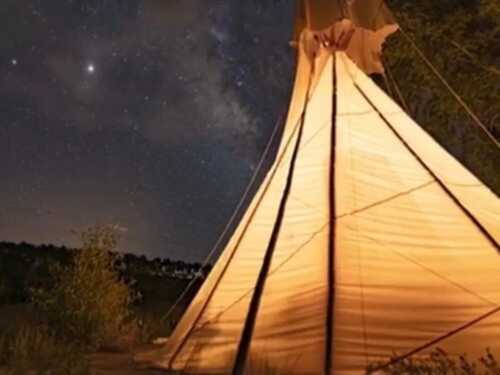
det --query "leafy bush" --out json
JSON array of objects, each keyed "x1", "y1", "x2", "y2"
[
  {"x1": 0, "y1": 324, "x2": 90, "y2": 375},
  {"x1": 31, "y1": 225, "x2": 133, "y2": 351},
  {"x1": 367, "y1": 348, "x2": 499, "y2": 375}
]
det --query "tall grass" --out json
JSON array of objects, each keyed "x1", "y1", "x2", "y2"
[{"x1": 0, "y1": 324, "x2": 90, "y2": 375}]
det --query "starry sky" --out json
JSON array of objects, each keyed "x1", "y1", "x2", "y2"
[{"x1": 0, "y1": 0, "x2": 294, "y2": 261}]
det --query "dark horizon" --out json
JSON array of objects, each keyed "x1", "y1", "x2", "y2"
[{"x1": 0, "y1": 240, "x2": 207, "y2": 266}]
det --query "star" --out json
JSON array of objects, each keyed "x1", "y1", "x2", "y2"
[
  {"x1": 86, "y1": 64, "x2": 95, "y2": 74},
  {"x1": 11, "y1": 59, "x2": 17, "y2": 66}
]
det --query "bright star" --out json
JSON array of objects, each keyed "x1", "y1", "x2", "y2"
[{"x1": 87, "y1": 64, "x2": 95, "y2": 74}]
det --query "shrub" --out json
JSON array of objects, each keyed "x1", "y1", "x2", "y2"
[
  {"x1": 367, "y1": 347, "x2": 499, "y2": 375},
  {"x1": 32, "y1": 225, "x2": 133, "y2": 351},
  {"x1": 0, "y1": 324, "x2": 90, "y2": 375},
  {"x1": 134, "y1": 314, "x2": 170, "y2": 344}
]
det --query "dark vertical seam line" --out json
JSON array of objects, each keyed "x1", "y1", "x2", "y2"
[
  {"x1": 232, "y1": 62, "x2": 315, "y2": 375},
  {"x1": 352, "y1": 82, "x2": 499, "y2": 251},
  {"x1": 325, "y1": 53, "x2": 337, "y2": 375}
]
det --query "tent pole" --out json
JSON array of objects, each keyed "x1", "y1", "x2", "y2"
[{"x1": 304, "y1": 0, "x2": 311, "y2": 28}]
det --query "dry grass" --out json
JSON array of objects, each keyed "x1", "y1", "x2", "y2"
[
  {"x1": 0, "y1": 323, "x2": 90, "y2": 375},
  {"x1": 367, "y1": 348, "x2": 500, "y2": 375}
]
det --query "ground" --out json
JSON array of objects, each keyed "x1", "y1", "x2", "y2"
[
  {"x1": 0, "y1": 304, "x2": 171, "y2": 375},
  {"x1": 89, "y1": 345, "x2": 167, "y2": 375},
  {"x1": 0, "y1": 352, "x2": 165, "y2": 375}
]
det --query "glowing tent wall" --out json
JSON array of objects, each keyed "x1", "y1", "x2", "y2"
[
  {"x1": 145, "y1": 39, "x2": 500, "y2": 373},
  {"x1": 333, "y1": 53, "x2": 500, "y2": 373}
]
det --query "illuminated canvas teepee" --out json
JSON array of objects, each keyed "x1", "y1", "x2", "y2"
[{"x1": 149, "y1": 1, "x2": 500, "y2": 373}]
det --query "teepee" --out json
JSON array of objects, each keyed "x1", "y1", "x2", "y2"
[{"x1": 149, "y1": 1, "x2": 500, "y2": 373}]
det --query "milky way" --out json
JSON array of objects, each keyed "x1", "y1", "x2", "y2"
[{"x1": 0, "y1": 0, "x2": 294, "y2": 260}]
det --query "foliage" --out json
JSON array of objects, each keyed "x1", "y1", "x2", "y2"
[
  {"x1": 0, "y1": 324, "x2": 90, "y2": 375},
  {"x1": 0, "y1": 242, "x2": 73, "y2": 306},
  {"x1": 0, "y1": 236, "x2": 207, "y2": 353},
  {"x1": 31, "y1": 226, "x2": 133, "y2": 351},
  {"x1": 0, "y1": 227, "x2": 205, "y2": 373},
  {"x1": 0, "y1": 240, "x2": 206, "y2": 306},
  {"x1": 384, "y1": 0, "x2": 500, "y2": 192},
  {"x1": 367, "y1": 348, "x2": 500, "y2": 375}
]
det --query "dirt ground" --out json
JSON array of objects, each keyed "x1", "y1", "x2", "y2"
[
  {"x1": 0, "y1": 353, "x2": 167, "y2": 375},
  {"x1": 89, "y1": 344, "x2": 169, "y2": 375},
  {"x1": 0, "y1": 350, "x2": 168, "y2": 375}
]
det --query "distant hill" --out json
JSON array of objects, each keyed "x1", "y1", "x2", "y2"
[{"x1": 0, "y1": 241, "x2": 210, "y2": 310}]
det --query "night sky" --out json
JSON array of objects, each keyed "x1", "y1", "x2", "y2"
[{"x1": 1, "y1": 0, "x2": 294, "y2": 261}]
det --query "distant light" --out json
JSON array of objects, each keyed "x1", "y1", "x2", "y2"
[
  {"x1": 87, "y1": 64, "x2": 95, "y2": 74},
  {"x1": 11, "y1": 59, "x2": 17, "y2": 66}
]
